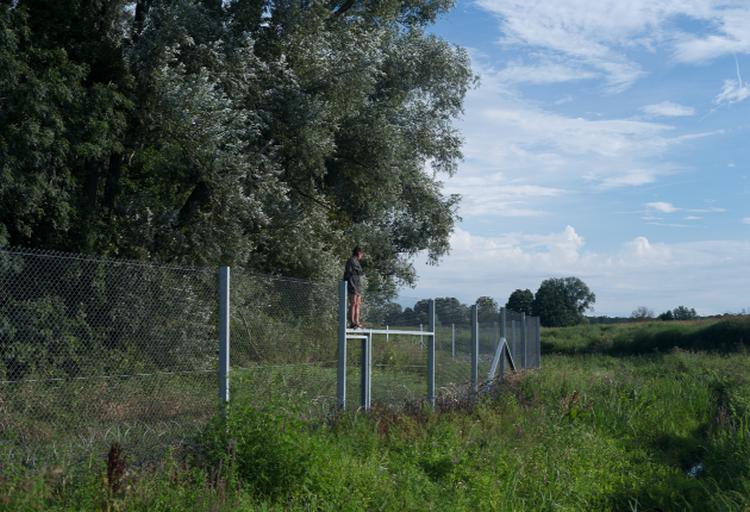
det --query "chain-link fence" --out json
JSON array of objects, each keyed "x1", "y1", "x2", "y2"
[
  {"x1": 361, "y1": 296, "x2": 428, "y2": 404},
  {"x1": 356, "y1": 296, "x2": 542, "y2": 406},
  {"x1": 500, "y1": 309, "x2": 542, "y2": 370},
  {"x1": 228, "y1": 270, "x2": 340, "y2": 418},
  {"x1": 1, "y1": 246, "x2": 541, "y2": 466},
  {"x1": 0, "y1": 247, "x2": 217, "y2": 467}
]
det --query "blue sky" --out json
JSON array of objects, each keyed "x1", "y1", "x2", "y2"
[{"x1": 406, "y1": 0, "x2": 750, "y2": 316}]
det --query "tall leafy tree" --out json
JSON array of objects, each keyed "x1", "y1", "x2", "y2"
[
  {"x1": 476, "y1": 296, "x2": 499, "y2": 323},
  {"x1": 0, "y1": 0, "x2": 474, "y2": 296},
  {"x1": 434, "y1": 297, "x2": 469, "y2": 324},
  {"x1": 506, "y1": 289, "x2": 533, "y2": 315},
  {"x1": 631, "y1": 306, "x2": 654, "y2": 321},
  {"x1": 658, "y1": 310, "x2": 674, "y2": 321},
  {"x1": 672, "y1": 306, "x2": 697, "y2": 321},
  {"x1": 532, "y1": 277, "x2": 595, "y2": 327}
]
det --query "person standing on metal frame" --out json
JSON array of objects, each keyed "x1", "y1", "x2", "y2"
[{"x1": 344, "y1": 246, "x2": 365, "y2": 328}]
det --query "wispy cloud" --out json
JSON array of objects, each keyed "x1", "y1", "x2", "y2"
[
  {"x1": 646, "y1": 222, "x2": 691, "y2": 228},
  {"x1": 644, "y1": 202, "x2": 726, "y2": 214},
  {"x1": 445, "y1": 172, "x2": 566, "y2": 217},
  {"x1": 449, "y1": 57, "x2": 722, "y2": 218},
  {"x1": 646, "y1": 201, "x2": 678, "y2": 213},
  {"x1": 412, "y1": 226, "x2": 750, "y2": 315},
  {"x1": 641, "y1": 101, "x2": 696, "y2": 117},
  {"x1": 476, "y1": 1, "x2": 750, "y2": 91},
  {"x1": 495, "y1": 60, "x2": 597, "y2": 85},
  {"x1": 674, "y1": 7, "x2": 750, "y2": 63},
  {"x1": 743, "y1": 217, "x2": 750, "y2": 225},
  {"x1": 714, "y1": 58, "x2": 750, "y2": 105}
]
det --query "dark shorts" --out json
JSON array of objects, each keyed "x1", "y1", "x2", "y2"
[{"x1": 347, "y1": 285, "x2": 361, "y2": 297}]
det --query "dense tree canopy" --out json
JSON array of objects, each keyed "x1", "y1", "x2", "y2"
[
  {"x1": 658, "y1": 306, "x2": 698, "y2": 321},
  {"x1": 476, "y1": 296, "x2": 499, "y2": 323},
  {"x1": 0, "y1": 0, "x2": 474, "y2": 295},
  {"x1": 658, "y1": 310, "x2": 675, "y2": 321},
  {"x1": 631, "y1": 306, "x2": 654, "y2": 321},
  {"x1": 672, "y1": 306, "x2": 698, "y2": 321},
  {"x1": 532, "y1": 277, "x2": 595, "y2": 327},
  {"x1": 506, "y1": 289, "x2": 533, "y2": 315}
]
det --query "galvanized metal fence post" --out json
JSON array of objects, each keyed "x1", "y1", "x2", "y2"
[
  {"x1": 471, "y1": 304, "x2": 478, "y2": 397},
  {"x1": 361, "y1": 333, "x2": 372, "y2": 410},
  {"x1": 419, "y1": 323, "x2": 424, "y2": 349},
  {"x1": 499, "y1": 307, "x2": 507, "y2": 376},
  {"x1": 427, "y1": 299, "x2": 436, "y2": 407},
  {"x1": 521, "y1": 312, "x2": 527, "y2": 369},
  {"x1": 337, "y1": 281, "x2": 347, "y2": 410},
  {"x1": 451, "y1": 323, "x2": 455, "y2": 359},
  {"x1": 500, "y1": 307, "x2": 507, "y2": 341},
  {"x1": 536, "y1": 316, "x2": 542, "y2": 368},
  {"x1": 510, "y1": 319, "x2": 517, "y2": 365},
  {"x1": 218, "y1": 266, "x2": 230, "y2": 405}
]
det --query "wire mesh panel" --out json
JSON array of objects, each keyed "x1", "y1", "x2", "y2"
[
  {"x1": 435, "y1": 321, "x2": 472, "y2": 395},
  {"x1": 229, "y1": 271, "x2": 339, "y2": 417},
  {"x1": 500, "y1": 309, "x2": 542, "y2": 370},
  {"x1": 0, "y1": 247, "x2": 217, "y2": 467},
  {"x1": 508, "y1": 311, "x2": 520, "y2": 368},
  {"x1": 364, "y1": 296, "x2": 428, "y2": 405},
  {"x1": 526, "y1": 316, "x2": 541, "y2": 368},
  {"x1": 477, "y1": 318, "x2": 500, "y2": 381}
]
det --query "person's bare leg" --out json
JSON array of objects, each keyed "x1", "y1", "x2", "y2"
[
  {"x1": 348, "y1": 296, "x2": 355, "y2": 327},
  {"x1": 353, "y1": 295, "x2": 362, "y2": 327}
]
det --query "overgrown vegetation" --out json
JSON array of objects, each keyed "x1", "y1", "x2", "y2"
[{"x1": 4, "y1": 318, "x2": 750, "y2": 510}]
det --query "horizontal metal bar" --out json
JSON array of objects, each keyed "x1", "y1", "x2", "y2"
[
  {"x1": 347, "y1": 329, "x2": 434, "y2": 336},
  {"x1": 345, "y1": 334, "x2": 369, "y2": 340}
]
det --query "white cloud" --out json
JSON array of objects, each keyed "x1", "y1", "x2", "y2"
[
  {"x1": 445, "y1": 172, "x2": 565, "y2": 217},
  {"x1": 674, "y1": 7, "x2": 750, "y2": 63},
  {"x1": 597, "y1": 170, "x2": 660, "y2": 189},
  {"x1": 626, "y1": 236, "x2": 671, "y2": 260},
  {"x1": 645, "y1": 201, "x2": 678, "y2": 213},
  {"x1": 641, "y1": 101, "x2": 696, "y2": 117},
  {"x1": 743, "y1": 217, "x2": 750, "y2": 225},
  {"x1": 685, "y1": 215, "x2": 703, "y2": 220},
  {"x1": 646, "y1": 222, "x2": 691, "y2": 228},
  {"x1": 475, "y1": 0, "x2": 750, "y2": 90},
  {"x1": 448, "y1": 57, "x2": 720, "y2": 218},
  {"x1": 643, "y1": 202, "x2": 726, "y2": 215},
  {"x1": 495, "y1": 61, "x2": 597, "y2": 84},
  {"x1": 714, "y1": 78, "x2": 750, "y2": 105},
  {"x1": 410, "y1": 225, "x2": 750, "y2": 315},
  {"x1": 688, "y1": 207, "x2": 727, "y2": 213}
]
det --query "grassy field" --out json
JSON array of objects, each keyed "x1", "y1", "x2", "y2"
[{"x1": 3, "y1": 317, "x2": 750, "y2": 511}]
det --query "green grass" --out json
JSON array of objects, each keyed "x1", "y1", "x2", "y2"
[{"x1": 4, "y1": 319, "x2": 750, "y2": 510}]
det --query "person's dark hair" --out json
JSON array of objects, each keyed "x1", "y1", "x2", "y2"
[{"x1": 352, "y1": 246, "x2": 363, "y2": 256}]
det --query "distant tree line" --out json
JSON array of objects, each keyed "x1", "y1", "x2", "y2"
[
  {"x1": 591, "y1": 305, "x2": 703, "y2": 324},
  {"x1": 367, "y1": 276, "x2": 597, "y2": 328},
  {"x1": 366, "y1": 296, "x2": 501, "y2": 326}
]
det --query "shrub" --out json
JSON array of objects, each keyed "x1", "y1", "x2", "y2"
[{"x1": 200, "y1": 405, "x2": 318, "y2": 498}]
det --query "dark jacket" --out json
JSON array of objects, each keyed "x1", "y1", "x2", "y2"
[{"x1": 344, "y1": 256, "x2": 363, "y2": 295}]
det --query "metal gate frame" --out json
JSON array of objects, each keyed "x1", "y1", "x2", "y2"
[{"x1": 336, "y1": 281, "x2": 436, "y2": 410}]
